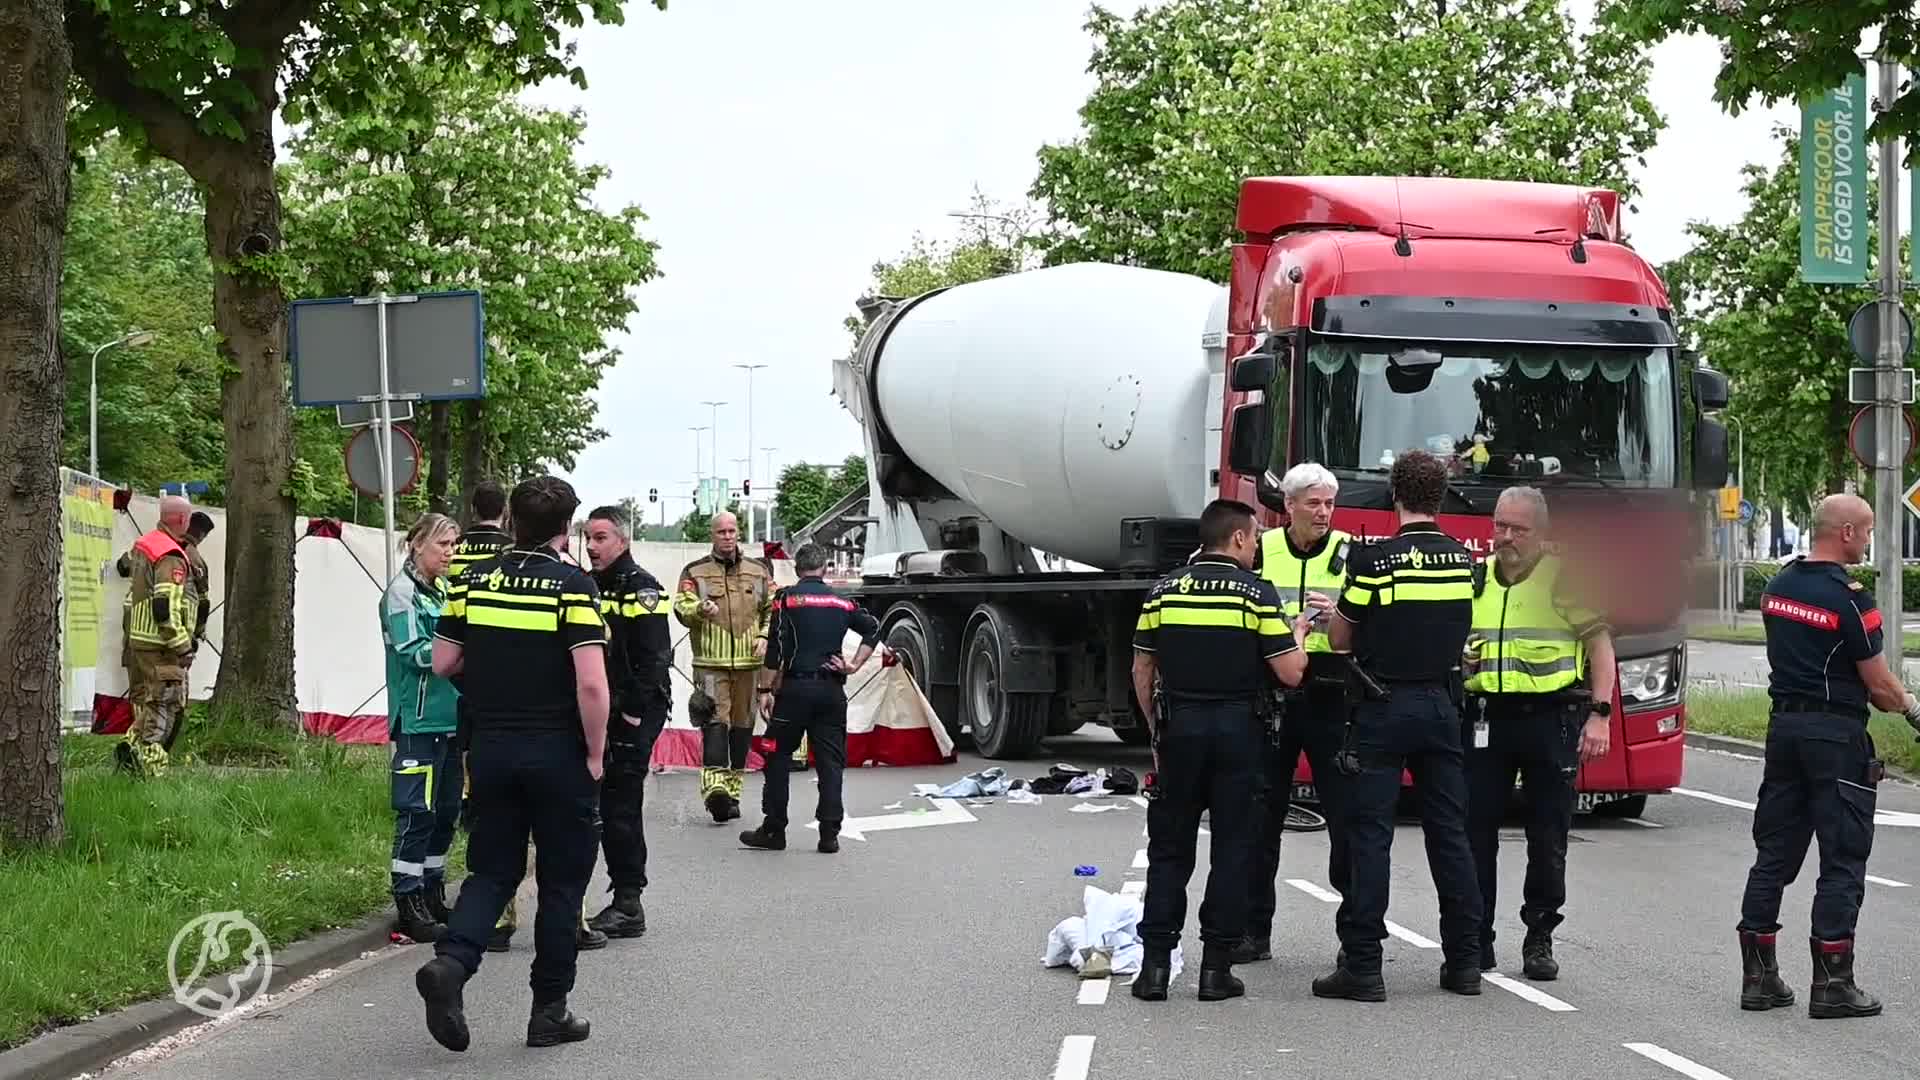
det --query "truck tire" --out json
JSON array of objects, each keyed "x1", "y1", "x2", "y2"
[
  {"x1": 1046, "y1": 697, "x2": 1084, "y2": 738},
  {"x1": 960, "y1": 614, "x2": 1046, "y2": 759},
  {"x1": 882, "y1": 612, "x2": 963, "y2": 745}
]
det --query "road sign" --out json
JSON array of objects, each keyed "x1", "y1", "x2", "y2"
[
  {"x1": 1848, "y1": 302, "x2": 1914, "y2": 365},
  {"x1": 1738, "y1": 499, "x2": 1754, "y2": 523},
  {"x1": 289, "y1": 290, "x2": 486, "y2": 407},
  {"x1": 1717, "y1": 487, "x2": 1741, "y2": 521},
  {"x1": 1903, "y1": 475, "x2": 1920, "y2": 523},
  {"x1": 1847, "y1": 405, "x2": 1917, "y2": 469},
  {"x1": 1848, "y1": 366, "x2": 1917, "y2": 405},
  {"x1": 343, "y1": 424, "x2": 420, "y2": 500},
  {"x1": 335, "y1": 400, "x2": 416, "y2": 428}
]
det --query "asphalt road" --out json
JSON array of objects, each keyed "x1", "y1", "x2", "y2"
[
  {"x1": 92, "y1": 732, "x2": 1920, "y2": 1080},
  {"x1": 1686, "y1": 638, "x2": 1920, "y2": 692}
]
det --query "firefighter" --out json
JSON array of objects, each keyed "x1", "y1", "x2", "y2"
[
  {"x1": 1462, "y1": 486, "x2": 1615, "y2": 980},
  {"x1": 414, "y1": 475, "x2": 609, "y2": 1052},
  {"x1": 583, "y1": 505, "x2": 673, "y2": 937},
  {"x1": 119, "y1": 511, "x2": 215, "y2": 753},
  {"x1": 673, "y1": 510, "x2": 774, "y2": 823},
  {"x1": 115, "y1": 495, "x2": 201, "y2": 778},
  {"x1": 1130, "y1": 499, "x2": 1311, "y2": 1002},
  {"x1": 1241, "y1": 462, "x2": 1355, "y2": 964},
  {"x1": 1318, "y1": 450, "x2": 1482, "y2": 1001},
  {"x1": 1737, "y1": 493, "x2": 1920, "y2": 1019}
]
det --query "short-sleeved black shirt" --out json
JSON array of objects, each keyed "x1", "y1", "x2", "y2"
[
  {"x1": 764, "y1": 577, "x2": 882, "y2": 676},
  {"x1": 1335, "y1": 521, "x2": 1474, "y2": 681},
  {"x1": 1762, "y1": 558, "x2": 1882, "y2": 719},
  {"x1": 436, "y1": 547, "x2": 607, "y2": 732},
  {"x1": 1132, "y1": 553, "x2": 1298, "y2": 704}
]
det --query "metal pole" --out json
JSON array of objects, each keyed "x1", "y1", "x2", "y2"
[
  {"x1": 734, "y1": 364, "x2": 766, "y2": 541},
  {"x1": 375, "y1": 291, "x2": 397, "y2": 587},
  {"x1": 89, "y1": 340, "x2": 109, "y2": 479},
  {"x1": 1875, "y1": 56, "x2": 1904, "y2": 645}
]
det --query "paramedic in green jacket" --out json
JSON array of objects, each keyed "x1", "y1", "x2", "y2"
[{"x1": 383, "y1": 513, "x2": 465, "y2": 945}]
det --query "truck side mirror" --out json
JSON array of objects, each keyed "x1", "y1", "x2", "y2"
[
  {"x1": 1692, "y1": 418, "x2": 1729, "y2": 489},
  {"x1": 1691, "y1": 367, "x2": 1729, "y2": 412},
  {"x1": 1230, "y1": 349, "x2": 1275, "y2": 393},
  {"x1": 1228, "y1": 402, "x2": 1272, "y2": 477}
]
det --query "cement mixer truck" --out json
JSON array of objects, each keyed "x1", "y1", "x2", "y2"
[{"x1": 831, "y1": 175, "x2": 1729, "y2": 817}]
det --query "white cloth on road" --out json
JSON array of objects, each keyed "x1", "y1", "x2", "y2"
[{"x1": 1042, "y1": 885, "x2": 1181, "y2": 980}]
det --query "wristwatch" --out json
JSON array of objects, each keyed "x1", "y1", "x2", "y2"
[{"x1": 1587, "y1": 701, "x2": 1612, "y2": 717}]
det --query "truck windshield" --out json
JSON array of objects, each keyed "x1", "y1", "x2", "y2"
[{"x1": 1302, "y1": 338, "x2": 1677, "y2": 487}]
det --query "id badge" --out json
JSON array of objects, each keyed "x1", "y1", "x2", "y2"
[{"x1": 1472, "y1": 719, "x2": 1490, "y2": 749}]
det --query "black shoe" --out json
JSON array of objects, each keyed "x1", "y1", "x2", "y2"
[
  {"x1": 705, "y1": 791, "x2": 732, "y2": 823},
  {"x1": 1440, "y1": 963, "x2": 1483, "y2": 996},
  {"x1": 1808, "y1": 938, "x2": 1882, "y2": 1019},
  {"x1": 587, "y1": 888, "x2": 646, "y2": 938},
  {"x1": 1132, "y1": 947, "x2": 1172, "y2": 1001},
  {"x1": 424, "y1": 880, "x2": 452, "y2": 925},
  {"x1": 394, "y1": 893, "x2": 446, "y2": 944},
  {"x1": 1521, "y1": 927, "x2": 1558, "y2": 981},
  {"x1": 1311, "y1": 965, "x2": 1387, "y2": 1002},
  {"x1": 818, "y1": 829, "x2": 840, "y2": 854},
  {"x1": 576, "y1": 925, "x2": 609, "y2": 951},
  {"x1": 527, "y1": 997, "x2": 591, "y2": 1047},
  {"x1": 740, "y1": 823, "x2": 786, "y2": 850},
  {"x1": 726, "y1": 798, "x2": 742, "y2": 821},
  {"x1": 1197, "y1": 944, "x2": 1245, "y2": 1001},
  {"x1": 415, "y1": 956, "x2": 470, "y2": 1052},
  {"x1": 1738, "y1": 929, "x2": 1794, "y2": 1011},
  {"x1": 487, "y1": 925, "x2": 513, "y2": 952},
  {"x1": 1230, "y1": 935, "x2": 1272, "y2": 964}
]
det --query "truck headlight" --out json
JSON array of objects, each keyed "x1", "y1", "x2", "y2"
[{"x1": 1619, "y1": 648, "x2": 1681, "y2": 710}]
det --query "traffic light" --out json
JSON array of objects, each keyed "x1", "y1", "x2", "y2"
[
  {"x1": 742, "y1": 479, "x2": 752, "y2": 496},
  {"x1": 648, "y1": 487, "x2": 658, "y2": 503}
]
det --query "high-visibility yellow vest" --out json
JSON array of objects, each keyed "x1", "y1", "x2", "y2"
[
  {"x1": 1464, "y1": 554, "x2": 1588, "y2": 695},
  {"x1": 124, "y1": 529, "x2": 197, "y2": 653},
  {"x1": 1257, "y1": 528, "x2": 1352, "y2": 654}
]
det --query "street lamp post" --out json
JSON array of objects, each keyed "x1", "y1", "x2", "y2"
[
  {"x1": 700, "y1": 400, "x2": 726, "y2": 491},
  {"x1": 89, "y1": 329, "x2": 156, "y2": 478},
  {"x1": 734, "y1": 364, "x2": 766, "y2": 541}
]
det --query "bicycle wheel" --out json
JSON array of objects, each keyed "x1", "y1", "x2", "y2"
[{"x1": 1284, "y1": 804, "x2": 1327, "y2": 832}]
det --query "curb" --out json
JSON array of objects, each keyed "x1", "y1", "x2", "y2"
[
  {"x1": 0, "y1": 911, "x2": 400, "y2": 1080},
  {"x1": 1684, "y1": 730, "x2": 1763, "y2": 757}
]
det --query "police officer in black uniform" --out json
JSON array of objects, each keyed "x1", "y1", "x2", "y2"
[
  {"x1": 1318, "y1": 449, "x2": 1483, "y2": 1001},
  {"x1": 740, "y1": 542, "x2": 881, "y2": 854},
  {"x1": 1131, "y1": 499, "x2": 1311, "y2": 1003},
  {"x1": 415, "y1": 475, "x2": 610, "y2": 1052},
  {"x1": 1737, "y1": 493, "x2": 1920, "y2": 1019},
  {"x1": 583, "y1": 505, "x2": 673, "y2": 938}
]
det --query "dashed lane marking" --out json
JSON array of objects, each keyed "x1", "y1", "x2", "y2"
[
  {"x1": 1622, "y1": 817, "x2": 1665, "y2": 828},
  {"x1": 1484, "y1": 972, "x2": 1578, "y2": 1012},
  {"x1": 1671, "y1": 787, "x2": 1754, "y2": 811},
  {"x1": 1128, "y1": 796, "x2": 1149, "y2": 809},
  {"x1": 1076, "y1": 978, "x2": 1111, "y2": 1005},
  {"x1": 1622, "y1": 1042, "x2": 1736, "y2": 1080},
  {"x1": 1675, "y1": 786, "x2": 1920, "y2": 832},
  {"x1": 1866, "y1": 874, "x2": 1911, "y2": 888},
  {"x1": 1053, "y1": 1035, "x2": 1096, "y2": 1080},
  {"x1": 1286, "y1": 878, "x2": 1342, "y2": 903},
  {"x1": 1132, "y1": 848, "x2": 1148, "y2": 870},
  {"x1": 1384, "y1": 920, "x2": 1438, "y2": 949},
  {"x1": 1121, "y1": 880, "x2": 1144, "y2": 899}
]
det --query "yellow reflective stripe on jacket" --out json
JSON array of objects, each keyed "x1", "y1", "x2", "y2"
[
  {"x1": 1258, "y1": 528, "x2": 1350, "y2": 652},
  {"x1": 129, "y1": 580, "x2": 194, "y2": 650},
  {"x1": 469, "y1": 606, "x2": 558, "y2": 632},
  {"x1": 1136, "y1": 595, "x2": 1277, "y2": 633},
  {"x1": 1465, "y1": 555, "x2": 1585, "y2": 694}
]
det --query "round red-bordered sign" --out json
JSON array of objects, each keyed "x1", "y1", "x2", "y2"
[
  {"x1": 343, "y1": 423, "x2": 422, "y2": 499},
  {"x1": 1846, "y1": 405, "x2": 1916, "y2": 471}
]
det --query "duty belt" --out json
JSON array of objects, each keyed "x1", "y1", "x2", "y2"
[{"x1": 1770, "y1": 694, "x2": 1867, "y2": 722}]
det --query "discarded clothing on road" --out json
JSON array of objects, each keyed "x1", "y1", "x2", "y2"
[
  {"x1": 1042, "y1": 885, "x2": 1182, "y2": 981},
  {"x1": 917, "y1": 766, "x2": 1010, "y2": 799}
]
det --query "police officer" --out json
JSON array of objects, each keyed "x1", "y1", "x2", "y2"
[
  {"x1": 1240, "y1": 463, "x2": 1356, "y2": 965},
  {"x1": 1463, "y1": 486, "x2": 1615, "y2": 980},
  {"x1": 1737, "y1": 493, "x2": 1920, "y2": 1019},
  {"x1": 1318, "y1": 449, "x2": 1482, "y2": 1001},
  {"x1": 1131, "y1": 499, "x2": 1311, "y2": 1002},
  {"x1": 415, "y1": 475, "x2": 609, "y2": 1052},
  {"x1": 583, "y1": 505, "x2": 673, "y2": 937},
  {"x1": 740, "y1": 542, "x2": 881, "y2": 854}
]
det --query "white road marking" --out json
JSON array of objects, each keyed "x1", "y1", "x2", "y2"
[
  {"x1": 1673, "y1": 786, "x2": 1920, "y2": 829},
  {"x1": 1623, "y1": 1042, "x2": 1736, "y2": 1080},
  {"x1": 1053, "y1": 1035, "x2": 1096, "y2": 1080},
  {"x1": 1671, "y1": 787, "x2": 1755, "y2": 811},
  {"x1": 1484, "y1": 972, "x2": 1578, "y2": 1012},
  {"x1": 1622, "y1": 817, "x2": 1665, "y2": 829},
  {"x1": 804, "y1": 797, "x2": 976, "y2": 841},
  {"x1": 1286, "y1": 878, "x2": 1342, "y2": 903},
  {"x1": 1121, "y1": 880, "x2": 1144, "y2": 898},
  {"x1": 1132, "y1": 848, "x2": 1148, "y2": 870},
  {"x1": 1076, "y1": 978, "x2": 1111, "y2": 1005},
  {"x1": 1867, "y1": 874, "x2": 1912, "y2": 888},
  {"x1": 1384, "y1": 921, "x2": 1439, "y2": 949},
  {"x1": 1128, "y1": 796, "x2": 1150, "y2": 809}
]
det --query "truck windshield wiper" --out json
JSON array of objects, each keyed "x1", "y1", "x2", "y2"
[{"x1": 1338, "y1": 464, "x2": 1480, "y2": 513}]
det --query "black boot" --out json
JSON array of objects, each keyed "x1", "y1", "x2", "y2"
[
  {"x1": 740, "y1": 821, "x2": 786, "y2": 850},
  {"x1": 424, "y1": 879, "x2": 451, "y2": 925},
  {"x1": 1197, "y1": 943, "x2": 1245, "y2": 1001},
  {"x1": 1312, "y1": 963, "x2": 1387, "y2": 1002},
  {"x1": 1808, "y1": 938, "x2": 1882, "y2": 1019},
  {"x1": 487, "y1": 925, "x2": 513, "y2": 952},
  {"x1": 588, "y1": 887, "x2": 646, "y2": 938},
  {"x1": 1440, "y1": 961, "x2": 1483, "y2": 996},
  {"x1": 1131, "y1": 945, "x2": 1172, "y2": 1001},
  {"x1": 527, "y1": 997, "x2": 591, "y2": 1047},
  {"x1": 1521, "y1": 926, "x2": 1558, "y2": 981},
  {"x1": 415, "y1": 955, "x2": 470, "y2": 1052},
  {"x1": 394, "y1": 893, "x2": 445, "y2": 944},
  {"x1": 576, "y1": 923, "x2": 609, "y2": 951},
  {"x1": 705, "y1": 791, "x2": 732, "y2": 824},
  {"x1": 818, "y1": 824, "x2": 840, "y2": 854},
  {"x1": 1230, "y1": 935, "x2": 1272, "y2": 964},
  {"x1": 1738, "y1": 930, "x2": 1794, "y2": 1011}
]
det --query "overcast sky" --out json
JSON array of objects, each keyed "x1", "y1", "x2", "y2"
[{"x1": 520, "y1": 0, "x2": 1799, "y2": 517}]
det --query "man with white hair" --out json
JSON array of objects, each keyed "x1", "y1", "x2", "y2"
[
  {"x1": 116, "y1": 494, "x2": 201, "y2": 777},
  {"x1": 1462, "y1": 485, "x2": 1615, "y2": 981},
  {"x1": 1238, "y1": 462, "x2": 1356, "y2": 965},
  {"x1": 674, "y1": 510, "x2": 775, "y2": 822}
]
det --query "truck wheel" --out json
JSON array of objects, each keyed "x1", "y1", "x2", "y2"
[
  {"x1": 1588, "y1": 793, "x2": 1649, "y2": 819},
  {"x1": 960, "y1": 615, "x2": 1045, "y2": 759},
  {"x1": 883, "y1": 614, "x2": 963, "y2": 745},
  {"x1": 1046, "y1": 697, "x2": 1084, "y2": 738}
]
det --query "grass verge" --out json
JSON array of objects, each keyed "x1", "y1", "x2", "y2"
[
  {"x1": 1687, "y1": 689, "x2": 1920, "y2": 775},
  {"x1": 0, "y1": 720, "x2": 453, "y2": 1050},
  {"x1": 1688, "y1": 623, "x2": 1920, "y2": 657}
]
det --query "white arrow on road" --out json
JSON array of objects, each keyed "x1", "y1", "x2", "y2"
[
  {"x1": 1672, "y1": 787, "x2": 1920, "y2": 828},
  {"x1": 804, "y1": 797, "x2": 977, "y2": 842}
]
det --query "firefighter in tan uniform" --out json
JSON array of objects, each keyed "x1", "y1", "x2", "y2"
[
  {"x1": 674, "y1": 511, "x2": 774, "y2": 822},
  {"x1": 117, "y1": 496, "x2": 201, "y2": 777}
]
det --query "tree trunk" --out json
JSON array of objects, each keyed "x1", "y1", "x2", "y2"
[
  {"x1": 205, "y1": 108, "x2": 298, "y2": 729},
  {"x1": 427, "y1": 401, "x2": 451, "y2": 514},
  {"x1": 458, "y1": 398, "x2": 489, "y2": 527},
  {"x1": 0, "y1": 0, "x2": 70, "y2": 847}
]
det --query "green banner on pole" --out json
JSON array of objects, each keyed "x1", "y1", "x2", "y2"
[{"x1": 1801, "y1": 71, "x2": 1869, "y2": 284}]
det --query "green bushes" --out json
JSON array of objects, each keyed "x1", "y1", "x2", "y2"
[{"x1": 1690, "y1": 560, "x2": 1920, "y2": 610}]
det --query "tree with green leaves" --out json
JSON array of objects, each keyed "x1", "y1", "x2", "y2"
[
  {"x1": 1030, "y1": 0, "x2": 1664, "y2": 279},
  {"x1": 65, "y1": 0, "x2": 663, "y2": 727},
  {"x1": 284, "y1": 71, "x2": 661, "y2": 517},
  {"x1": 0, "y1": 0, "x2": 71, "y2": 846},
  {"x1": 1661, "y1": 125, "x2": 1882, "y2": 513},
  {"x1": 845, "y1": 192, "x2": 1037, "y2": 341},
  {"x1": 773, "y1": 456, "x2": 870, "y2": 535},
  {"x1": 1606, "y1": 2, "x2": 1920, "y2": 146}
]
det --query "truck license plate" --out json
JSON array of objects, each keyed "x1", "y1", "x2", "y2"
[{"x1": 1574, "y1": 792, "x2": 1618, "y2": 813}]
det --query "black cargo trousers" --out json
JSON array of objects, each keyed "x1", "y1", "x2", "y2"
[
  {"x1": 1465, "y1": 694, "x2": 1583, "y2": 954},
  {"x1": 599, "y1": 697, "x2": 665, "y2": 894},
  {"x1": 1739, "y1": 709, "x2": 1879, "y2": 943},
  {"x1": 762, "y1": 675, "x2": 850, "y2": 834},
  {"x1": 1247, "y1": 681, "x2": 1351, "y2": 944},
  {"x1": 1140, "y1": 698, "x2": 1261, "y2": 950}
]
